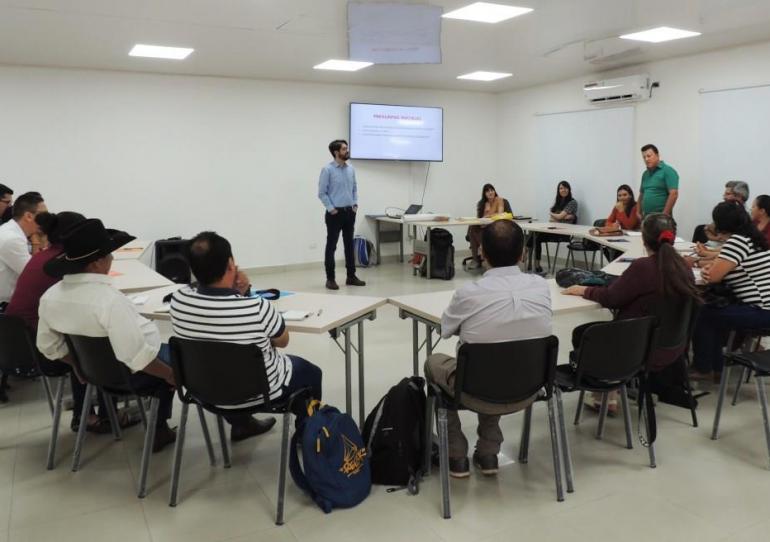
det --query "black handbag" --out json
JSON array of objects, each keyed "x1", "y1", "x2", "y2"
[{"x1": 701, "y1": 283, "x2": 739, "y2": 308}]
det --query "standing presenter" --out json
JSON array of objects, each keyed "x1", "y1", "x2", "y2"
[{"x1": 318, "y1": 139, "x2": 366, "y2": 290}]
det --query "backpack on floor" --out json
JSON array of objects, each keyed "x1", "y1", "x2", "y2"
[
  {"x1": 362, "y1": 376, "x2": 427, "y2": 492},
  {"x1": 420, "y1": 228, "x2": 455, "y2": 280},
  {"x1": 289, "y1": 401, "x2": 371, "y2": 513},
  {"x1": 354, "y1": 235, "x2": 376, "y2": 267}
]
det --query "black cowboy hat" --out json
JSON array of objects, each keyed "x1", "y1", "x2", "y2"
[{"x1": 44, "y1": 218, "x2": 135, "y2": 278}]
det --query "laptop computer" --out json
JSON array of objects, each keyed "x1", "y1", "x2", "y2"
[{"x1": 386, "y1": 204, "x2": 423, "y2": 219}]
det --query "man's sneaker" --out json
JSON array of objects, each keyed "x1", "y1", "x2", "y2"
[
  {"x1": 449, "y1": 456, "x2": 470, "y2": 478},
  {"x1": 346, "y1": 276, "x2": 366, "y2": 286},
  {"x1": 325, "y1": 279, "x2": 339, "y2": 290},
  {"x1": 472, "y1": 451, "x2": 498, "y2": 476}
]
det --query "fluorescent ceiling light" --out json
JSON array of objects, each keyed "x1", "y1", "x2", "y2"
[
  {"x1": 457, "y1": 71, "x2": 513, "y2": 81},
  {"x1": 619, "y1": 26, "x2": 701, "y2": 43},
  {"x1": 129, "y1": 44, "x2": 194, "y2": 60},
  {"x1": 443, "y1": 2, "x2": 533, "y2": 23},
  {"x1": 313, "y1": 59, "x2": 373, "y2": 72}
]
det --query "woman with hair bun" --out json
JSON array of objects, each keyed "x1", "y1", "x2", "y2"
[{"x1": 563, "y1": 213, "x2": 700, "y2": 413}]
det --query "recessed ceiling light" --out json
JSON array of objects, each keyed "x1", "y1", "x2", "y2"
[
  {"x1": 129, "y1": 44, "x2": 194, "y2": 60},
  {"x1": 313, "y1": 59, "x2": 373, "y2": 72},
  {"x1": 457, "y1": 71, "x2": 513, "y2": 81},
  {"x1": 619, "y1": 26, "x2": 701, "y2": 43},
  {"x1": 443, "y1": 2, "x2": 533, "y2": 24}
]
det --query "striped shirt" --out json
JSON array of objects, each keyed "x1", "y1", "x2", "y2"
[
  {"x1": 719, "y1": 234, "x2": 770, "y2": 310},
  {"x1": 169, "y1": 286, "x2": 293, "y2": 403}
]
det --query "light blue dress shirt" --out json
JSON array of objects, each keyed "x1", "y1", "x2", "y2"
[{"x1": 318, "y1": 160, "x2": 358, "y2": 212}]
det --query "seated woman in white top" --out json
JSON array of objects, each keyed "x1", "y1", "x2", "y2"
[{"x1": 691, "y1": 201, "x2": 770, "y2": 380}]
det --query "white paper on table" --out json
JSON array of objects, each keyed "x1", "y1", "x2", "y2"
[
  {"x1": 625, "y1": 231, "x2": 642, "y2": 237},
  {"x1": 154, "y1": 304, "x2": 171, "y2": 313},
  {"x1": 130, "y1": 295, "x2": 148, "y2": 305},
  {"x1": 281, "y1": 310, "x2": 312, "y2": 321}
]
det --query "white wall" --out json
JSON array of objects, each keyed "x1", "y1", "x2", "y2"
[
  {"x1": 497, "y1": 40, "x2": 770, "y2": 240},
  {"x1": 0, "y1": 66, "x2": 498, "y2": 268}
]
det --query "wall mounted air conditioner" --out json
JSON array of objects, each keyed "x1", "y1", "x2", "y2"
[{"x1": 583, "y1": 74, "x2": 651, "y2": 105}]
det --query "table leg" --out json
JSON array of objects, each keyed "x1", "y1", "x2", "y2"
[
  {"x1": 358, "y1": 322, "x2": 365, "y2": 429},
  {"x1": 399, "y1": 223, "x2": 404, "y2": 263},
  {"x1": 426, "y1": 226, "x2": 432, "y2": 279},
  {"x1": 344, "y1": 328, "x2": 352, "y2": 416},
  {"x1": 426, "y1": 323, "x2": 434, "y2": 358},
  {"x1": 412, "y1": 319, "x2": 419, "y2": 376},
  {"x1": 375, "y1": 219, "x2": 381, "y2": 266}
]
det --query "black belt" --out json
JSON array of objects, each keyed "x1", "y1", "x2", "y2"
[{"x1": 334, "y1": 206, "x2": 355, "y2": 212}]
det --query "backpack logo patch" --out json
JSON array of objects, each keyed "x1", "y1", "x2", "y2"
[{"x1": 339, "y1": 434, "x2": 367, "y2": 477}]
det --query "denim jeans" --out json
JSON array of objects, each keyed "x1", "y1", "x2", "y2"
[
  {"x1": 282, "y1": 355, "x2": 323, "y2": 418},
  {"x1": 692, "y1": 304, "x2": 770, "y2": 373}
]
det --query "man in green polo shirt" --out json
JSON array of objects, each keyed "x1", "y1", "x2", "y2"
[{"x1": 637, "y1": 144, "x2": 679, "y2": 217}]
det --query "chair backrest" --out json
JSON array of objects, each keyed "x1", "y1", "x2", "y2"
[
  {"x1": 503, "y1": 198, "x2": 513, "y2": 214},
  {"x1": 169, "y1": 337, "x2": 271, "y2": 408},
  {"x1": 65, "y1": 335, "x2": 133, "y2": 391},
  {"x1": 651, "y1": 295, "x2": 699, "y2": 351},
  {"x1": 0, "y1": 315, "x2": 39, "y2": 372},
  {"x1": 573, "y1": 316, "x2": 657, "y2": 384},
  {"x1": 454, "y1": 336, "x2": 559, "y2": 407}
]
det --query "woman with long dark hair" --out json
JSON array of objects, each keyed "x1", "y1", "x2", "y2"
[
  {"x1": 691, "y1": 201, "x2": 770, "y2": 380},
  {"x1": 563, "y1": 213, "x2": 699, "y2": 412},
  {"x1": 528, "y1": 181, "x2": 578, "y2": 273},
  {"x1": 594, "y1": 184, "x2": 640, "y2": 233},
  {"x1": 468, "y1": 183, "x2": 505, "y2": 267}
]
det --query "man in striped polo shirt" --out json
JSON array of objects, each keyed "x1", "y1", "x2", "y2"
[{"x1": 169, "y1": 232, "x2": 322, "y2": 440}]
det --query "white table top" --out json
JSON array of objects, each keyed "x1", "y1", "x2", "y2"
[
  {"x1": 136, "y1": 286, "x2": 387, "y2": 334},
  {"x1": 110, "y1": 260, "x2": 174, "y2": 293},
  {"x1": 113, "y1": 239, "x2": 151, "y2": 260},
  {"x1": 388, "y1": 278, "x2": 601, "y2": 326}
]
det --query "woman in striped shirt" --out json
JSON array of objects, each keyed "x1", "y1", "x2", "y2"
[{"x1": 691, "y1": 201, "x2": 770, "y2": 380}]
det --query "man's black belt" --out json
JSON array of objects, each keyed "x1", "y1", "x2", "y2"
[{"x1": 335, "y1": 206, "x2": 355, "y2": 211}]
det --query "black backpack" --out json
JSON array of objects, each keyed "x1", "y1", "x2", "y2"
[
  {"x1": 420, "y1": 228, "x2": 455, "y2": 280},
  {"x1": 362, "y1": 377, "x2": 427, "y2": 491}
]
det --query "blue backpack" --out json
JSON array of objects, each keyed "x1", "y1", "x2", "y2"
[
  {"x1": 354, "y1": 236, "x2": 375, "y2": 267},
  {"x1": 289, "y1": 401, "x2": 371, "y2": 513}
]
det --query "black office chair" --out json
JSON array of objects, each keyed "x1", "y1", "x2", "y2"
[
  {"x1": 566, "y1": 219, "x2": 605, "y2": 270},
  {"x1": 0, "y1": 315, "x2": 70, "y2": 468},
  {"x1": 711, "y1": 349, "x2": 770, "y2": 469},
  {"x1": 424, "y1": 336, "x2": 563, "y2": 519},
  {"x1": 462, "y1": 199, "x2": 513, "y2": 272},
  {"x1": 556, "y1": 316, "x2": 658, "y2": 469},
  {"x1": 648, "y1": 297, "x2": 700, "y2": 427},
  {"x1": 167, "y1": 337, "x2": 312, "y2": 526},
  {"x1": 65, "y1": 335, "x2": 179, "y2": 498}
]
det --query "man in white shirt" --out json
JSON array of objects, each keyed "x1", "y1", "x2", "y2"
[
  {"x1": 425, "y1": 220, "x2": 552, "y2": 478},
  {"x1": 37, "y1": 218, "x2": 177, "y2": 452},
  {"x1": 0, "y1": 191, "x2": 46, "y2": 307}
]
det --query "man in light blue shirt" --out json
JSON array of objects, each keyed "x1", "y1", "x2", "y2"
[{"x1": 318, "y1": 139, "x2": 366, "y2": 290}]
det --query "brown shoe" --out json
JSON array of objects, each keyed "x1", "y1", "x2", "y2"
[
  {"x1": 346, "y1": 276, "x2": 366, "y2": 286},
  {"x1": 325, "y1": 279, "x2": 339, "y2": 290},
  {"x1": 152, "y1": 423, "x2": 177, "y2": 453}
]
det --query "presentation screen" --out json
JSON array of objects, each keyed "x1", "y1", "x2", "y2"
[{"x1": 349, "y1": 103, "x2": 443, "y2": 162}]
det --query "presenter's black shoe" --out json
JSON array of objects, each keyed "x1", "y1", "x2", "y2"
[
  {"x1": 231, "y1": 416, "x2": 277, "y2": 442},
  {"x1": 325, "y1": 279, "x2": 339, "y2": 290},
  {"x1": 346, "y1": 276, "x2": 366, "y2": 286}
]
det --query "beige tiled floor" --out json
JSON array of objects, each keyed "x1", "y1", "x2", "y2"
[{"x1": 2, "y1": 262, "x2": 769, "y2": 541}]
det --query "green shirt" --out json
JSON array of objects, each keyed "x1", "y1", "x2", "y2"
[{"x1": 640, "y1": 161, "x2": 679, "y2": 215}]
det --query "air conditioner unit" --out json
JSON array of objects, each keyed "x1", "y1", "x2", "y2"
[{"x1": 583, "y1": 74, "x2": 651, "y2": 105}]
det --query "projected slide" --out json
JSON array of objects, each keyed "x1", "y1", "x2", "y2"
[{"x1": 349, "y1": 103, "x2": 443, "y2": 162}]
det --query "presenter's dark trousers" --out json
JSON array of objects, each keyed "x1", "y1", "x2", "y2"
[{"x1": 324, "y1": 207, "x2": 356, "y2": 280}]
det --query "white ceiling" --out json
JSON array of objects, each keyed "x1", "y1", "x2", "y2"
[{"x1": 1, "y1": 0, "x2": 770, "y2": 92}]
